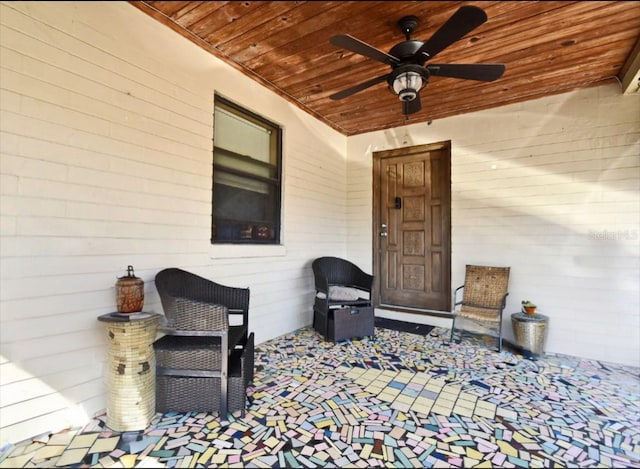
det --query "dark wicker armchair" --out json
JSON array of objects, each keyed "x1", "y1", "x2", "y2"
[
  {"x1": 312, "y1": 257, "x2": 374, "y2": 341},
  {"x1": 155, "y1": 267, "x2": 249, "y2": 347},
  {"x1": 449, "y1": 264, "x2": 510, "y2": 352},
  {"x1": 153, "y1": 268, "x2": 252, "y2": 418}
]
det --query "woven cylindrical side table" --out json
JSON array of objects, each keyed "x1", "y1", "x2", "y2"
[
  {"x1": 98, "y1": 312, "x2": 161, "y2": 431},
  {"x1": 511, "y1": 312, "x2": 549, "y2": 359}
]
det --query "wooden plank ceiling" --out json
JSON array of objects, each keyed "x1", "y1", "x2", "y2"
[{"x1": 130, "y1": 1, "x2": 640, "y2": 136}]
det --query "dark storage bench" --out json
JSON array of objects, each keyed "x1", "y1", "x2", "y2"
[
  {"x1": 327, "y1": 305, "x2": 374, "y2": 342},
  {"x1": 155, "y1": 333, "x2": 254, "y2": 414}
]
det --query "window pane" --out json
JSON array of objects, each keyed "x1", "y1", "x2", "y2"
[
  {"x1": 212, "y1": 96, "x2": 282, "y2": 245},
  {"x1": 213, "y1": 173, "x2": 278, "y2": 243},
  {"x1": 214, "y1": 106, "x2": 275, "y2": 165}
]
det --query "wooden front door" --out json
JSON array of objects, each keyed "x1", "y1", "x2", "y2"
[{"x1": 373, "y1": 142, "x2": 451, "y2": 312}]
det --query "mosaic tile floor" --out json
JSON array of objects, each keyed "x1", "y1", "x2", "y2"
[{"x1": 1, "y1": 326, "x2": 639, "y2": 468}]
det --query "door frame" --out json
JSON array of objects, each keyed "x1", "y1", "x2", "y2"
[{"x1": 372, "y1": 140, "x2": 452, "y2": 315}]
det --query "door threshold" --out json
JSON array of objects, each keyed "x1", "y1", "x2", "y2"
[{"x1": 377, "y1": 305, "x2": 454, "y2": 318}]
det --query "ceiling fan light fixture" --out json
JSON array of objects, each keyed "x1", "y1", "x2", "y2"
[
  {"x1": 393, "y1": 71, "x2": 423, "y2": 101},
  {"x1": 389, "y1": 64, "x2": 428, "y2": 102}
]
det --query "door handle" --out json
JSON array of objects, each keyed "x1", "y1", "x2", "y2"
[{"x1": 380, "y1": 232, "x2": 388, "y2": 237}]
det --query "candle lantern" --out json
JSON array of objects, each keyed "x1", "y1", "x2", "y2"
[{"x1": 116, "y1": 265, "x2": 144, "y2": 313}]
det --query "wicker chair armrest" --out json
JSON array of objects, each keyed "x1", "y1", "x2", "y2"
[
  {"x1": 341, "y1": 274, "x2": 374, "y2": 292},
  {"x1": 500, "y1": 292, "x2": 509, "y2": 309},
  {"x1": 314, "y1": 273, "x2": 330, "y2": 294},
  {"x1": 194, "y1": 284, "x2": 250, "y2": 314},
  {"x1": 355, "y1": 269, "x2": 374, "y2": 291},
  {"x1": 453, "y1": 285, "x2": 464, "y2": 309}
]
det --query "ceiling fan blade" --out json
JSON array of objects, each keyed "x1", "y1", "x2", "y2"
[
  {"x1": 414, "y1": 5, "x2": 488, "y2": 62},
  {"x1": 427, "y1": 63, "x2": 505, "y2": 81},
  {"x1": 403, "y1": 95, "x2": 422, "y2": 115},
  {"x1": 329, "y1": 73, "x2": 391, "y2": 100},
  {"x1": 330, "y1": 34, "x2": 400, "y2": 65}
]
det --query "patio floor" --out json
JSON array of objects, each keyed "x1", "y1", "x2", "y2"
[{"x1": 1, "y1": 325, "x2": 639, "y2": 468}]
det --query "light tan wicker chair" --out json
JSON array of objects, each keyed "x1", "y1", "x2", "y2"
[{"x1": 450, "y1": 264, "x2": 510, "y2": 351}]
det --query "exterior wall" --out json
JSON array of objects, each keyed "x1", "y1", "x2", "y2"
[
  {"x1": 0, "y1": 2, "x2": 347, "y2": 445},
  {"x1": 347, "y1": 84, "x2": 640, "y2": 368}
]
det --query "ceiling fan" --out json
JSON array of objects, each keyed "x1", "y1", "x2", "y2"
[{"x1": 329, "y1": 5, "x2": 506, "y2": 116}]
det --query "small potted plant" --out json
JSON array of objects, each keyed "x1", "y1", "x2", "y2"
[{"x1": 521, "y1": 300, "x2": 537, "y2": 315}]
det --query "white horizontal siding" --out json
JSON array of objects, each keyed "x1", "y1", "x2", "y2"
[
  {"x1": 348, "y1": 84, "x2": 640, "y2": 368},
  {"x1": 0, "y1": 1, "x2": 346, "y2": 445}
]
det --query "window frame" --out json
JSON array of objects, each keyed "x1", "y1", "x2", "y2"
[{"x1": 211, "y1": 95, "x2": 283, "y2": 245}]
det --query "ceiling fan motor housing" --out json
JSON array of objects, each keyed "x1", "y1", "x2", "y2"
[{"x1": 389, "y1": 40, "x2": 424, "y2": 62}]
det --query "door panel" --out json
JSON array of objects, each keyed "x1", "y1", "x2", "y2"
[{"x1": 373, "y1": 142, "x2": 451, "y2": 313}]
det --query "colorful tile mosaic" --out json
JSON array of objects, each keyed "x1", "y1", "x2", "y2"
[{"x1": 1, "y1": 326, "x2": 639, "y2": 467}]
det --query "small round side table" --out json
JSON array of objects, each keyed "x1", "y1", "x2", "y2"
[
  {"x1": 98, "y1": 312, "x2": 161, "y2": 431},
  {"x1": 511, "y1": 312, "x2": 549, "y2": 359}
]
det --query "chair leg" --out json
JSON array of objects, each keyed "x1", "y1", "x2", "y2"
[{"x1": 449, "y1": 317, "x2": 456, "y2": 345}]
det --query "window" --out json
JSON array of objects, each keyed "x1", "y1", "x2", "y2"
[{"x1": 212, "y1": 96, "x2": 282, "y2": 244}]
